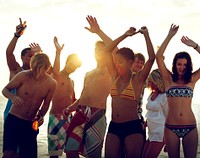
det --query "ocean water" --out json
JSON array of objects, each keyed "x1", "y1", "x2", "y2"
[{"x1": 0, "y1": 95, "x2": 200, "y2": 158}]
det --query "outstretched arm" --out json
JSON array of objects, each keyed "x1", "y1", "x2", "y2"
[
  {"x1": 156, "y1": 24, "x2": 179, "y2": 81},
  {"x1": 52, "y1": 36, "x2": 64, "y2": 77},
  {"x1": 6, "y1": 18, "x2": 27, "y2": 79},
  {"x1": 181, "y1": 36, "x2": 200, "y2": 81},
  {"x1": 137, "y1": 26, "x2": 155, "y2": 82}
]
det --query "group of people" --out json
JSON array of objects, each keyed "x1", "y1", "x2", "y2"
[{"x1": 1, "y1": 16, "x2": 200, "y2": 158}]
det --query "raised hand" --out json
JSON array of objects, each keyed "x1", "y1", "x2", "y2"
[
  {"x1": 181, "y1": 36, "x2": 197, "y2": 48},
  {"x1": 84, "y1": 15, "x2": 100, "y2": 33},
  {"x1": 15, "y1": 18, "x2": 27, "y2": 36},
  {"x1": 168, "y1": 24, "x2": 179, "y2": 37},
  {"x1": 139, "y1": 26, "x2": 149, "y2": 35},
  {"x1": 54, "y1": 36, "x2": 64, "y2": 54},
  {"x1": 124, "y1": 27, "x2": 138, "y2": 36},
  {"x1": 29, "y1": 43, "x2": 42, "y2": 53}
]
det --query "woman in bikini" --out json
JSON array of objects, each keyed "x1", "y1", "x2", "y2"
[
  {"x1": 156, "y1": 24, "x2": 200, "y2": 158},
  {"x1": 104, "y1": 26, "x2": 155, "y2": 158}
]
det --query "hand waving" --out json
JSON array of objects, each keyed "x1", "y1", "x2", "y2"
[
  {"x1": 181, "y1": 36, "x2": 197, "y2": 48},
  {"x1": 54, "y1": 36, "x2": 64, "y2": 54},
  {"x1": 84, "y1": 15, "x2": 100, "y2": 33},
  {"x1": 168, "y1": 24, "x2": 179, "y2": 37},
  {"x1": 29, "y1": 43, "x2": 42, "y2": 53}
]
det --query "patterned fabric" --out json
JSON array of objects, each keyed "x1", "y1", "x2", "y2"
[
  {"x1": 110, "y1": 72, "x2": 136, "y2": 100},
  {"x1": 166, "y1": 86, "x2": 193, "y2": 97},
  {"x1": 165, "y1": 124, "x2": 196, "y2": 138},
  {"x1": 65, "y1": 107, "x2": 106, "y2": 157},
  {"x1": 48, "y1": 114, "x2": 72, "y2": 156}
]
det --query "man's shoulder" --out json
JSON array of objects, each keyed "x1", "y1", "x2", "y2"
[
  {"x1": 46, "y1": 74, "x2": 57, "y2": 85},
  {"x1": 9, "y1": 67, "x2": 23, "y2": 79},
  {"x1": 85, "y1": 68, "x2": 98, "y2": 76}
]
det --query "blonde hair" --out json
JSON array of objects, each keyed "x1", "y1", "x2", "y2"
[
  {"x1": 147, "y1": 69, "x2": 165, "y2": 93},
  {"x1": 30, "y1": 53, "x2": 51, "y2": 79}
]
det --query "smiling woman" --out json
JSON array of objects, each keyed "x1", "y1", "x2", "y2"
[{"x1": 1, "y1": 1, "x2": 200, "y2": 157}]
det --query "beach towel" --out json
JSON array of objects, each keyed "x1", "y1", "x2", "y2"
[{"x1": 65, "y1": 106, "x2": 106, "y2": 157}]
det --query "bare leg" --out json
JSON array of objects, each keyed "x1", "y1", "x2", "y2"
[
  {"x1": 182, "y1": 128, "x2": 198, "y2": 158},
  {"x1": 124, "y1": 134, "x2": 144, "y2": 158},
  {"x1": 142, "y1": 140, "x2": 164, "y2": 158},
  {"x1": 164, "y1": 128, "x2": 180, "y2": 158},
  {"x1": 105, "y1": 133, "x2": 122, "y2": 158},
  {"x1": 142, "y1": 139, "x2": 150, "y2": 158}
]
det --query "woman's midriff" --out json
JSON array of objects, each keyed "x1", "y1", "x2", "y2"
[{"x1": 111, "y1": 97, "x2": 139, "y2": 122}]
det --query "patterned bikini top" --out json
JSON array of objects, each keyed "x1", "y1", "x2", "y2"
[
  {"x1": 110, "y1": 73, "x2": 136, "y2": 100},
  {"x1": 166, "y1": 86, "x2": 193, "y2": 97}
]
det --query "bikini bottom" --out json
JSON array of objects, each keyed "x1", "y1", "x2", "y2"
[{"x1": 165, "y1": 123, "x2": 196, "y2": 138}]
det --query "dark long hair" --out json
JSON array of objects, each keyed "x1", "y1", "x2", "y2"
[{"x1": 172, "y1": 51, "x2": 192, "y2": 83}]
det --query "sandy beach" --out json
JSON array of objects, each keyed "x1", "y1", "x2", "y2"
[{"x1": 0, "y1": 95, "x2": 200, "y2": 158}]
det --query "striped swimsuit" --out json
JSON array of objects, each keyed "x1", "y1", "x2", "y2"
[{"x1": 110, "y1": 73, "x2": 136, "y2": 100}]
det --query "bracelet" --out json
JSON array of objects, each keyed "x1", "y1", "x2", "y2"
[
  {"x1": 14, "y1": 33, "x2": 21, "y2": 38},
  {"x1": 194, "y1": 44, "x2": 198, "y2": 49}
]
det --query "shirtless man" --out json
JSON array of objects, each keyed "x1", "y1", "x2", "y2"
[
  {"x1": 47, "y1": 37, "x2": 81, "y2": 158},
  {"x1": 63, "y1": 15, "x2": 115, "y2": 158},
  {"x1": 2, "y1": 53, "x2": 56, "y2": 158},
  {"x1": 4, "y1": 18, "x2": 42, "y2": 120},
  {"x1": 132, "y1": 53, "x2": 146, "y2": 125}
]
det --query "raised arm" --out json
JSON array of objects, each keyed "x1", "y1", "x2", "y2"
[
  {"x1": 106, "y1": 27, "x2": 138, "y2": 53},
  {"x1": 181, "y1": 36, "x2": 200, "y2": 81},
  {"x1": 6, "y1": 18, "x2": 27, "y2": 79},
  {"x1": 52, "y1": 36, "x2": 64, "y2": 77},
  {"x1": 85, "y1": 15, "x2": 113, "y2": 45},
  {"x1": 156, "y1": 24, "x2": 179, "y2": 81},
  {"x1": 29, "y1": 42, "x2": 42, "y2": 53},
  {"x1": 137, "y1": 26, "x2": 155, "y2": 82},
  {"x1": 105, "y1": 27, "x2": 139, "y2": 77}
]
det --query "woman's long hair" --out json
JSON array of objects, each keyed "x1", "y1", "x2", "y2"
[
  {"x1": 172, "y1": 51, "x2": 192, "y2": 83},
  {"x1": 30, "y1": 53, "x2": 51, "y2": 79}
]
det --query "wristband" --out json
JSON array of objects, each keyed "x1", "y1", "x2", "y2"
[
  {"x1": 194, "y1": 44, "x2": 198, "y2": 49},
  {"x1": 14, "y1": 33, "x2": 21, "y2": 38}
]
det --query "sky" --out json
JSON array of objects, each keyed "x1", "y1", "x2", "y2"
[{"x1": 1, "y1": 0, "x2": 200, "y2": 102}]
